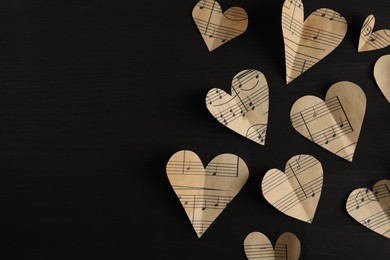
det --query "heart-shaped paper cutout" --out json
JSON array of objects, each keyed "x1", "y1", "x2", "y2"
[
  {"x1": 244, "y1": 232, "x2": 301, "y2": 260},
  {"x1": 192, "y1": 0, "x2": 248, "y2": 51},
  {"x1": 374, "y1": 55, "x2": 390, "y2": 104},
  {"x1": 358, "y1": 15, "x2": 390, "y2": 52},
  {"x1": 166, "y1": 150, "x2": 249, "y2": 237},
  {"x1": 282, "y1": 0, "x2": 348, "y2": 83},
  {"x1": 346, "y1": 180, "x2": 390, "y2": 238},
  {"x1": 206, "y1": 69, "x2": 269, "y2": 145},
  {"x1": 262, "y1": 154, "x2": 323, "y2": 223},
  {"x1": 290, "y1": 81, "x2": 366, "y2": 162}
]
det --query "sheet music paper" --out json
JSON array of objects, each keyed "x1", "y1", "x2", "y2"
[
  {"x1": 192, "y1": 0, "x2": 248, "y2": 51},
  {"x1": 166, "y1": 150, "x2": 249, "y2": 237},
  {"x1": 374, "y1": 55, "x2": 390, "y2": 104},
  {"x1": 244, "y1": 232, "x2": 301, "y2": 260},
  {"x1": 206, "y1": 69, "x2": 269, "y2": 145},
  {"x1": 290, "y1": 81, "x2": 366, "y2": 162},
  {"x1": 358, "y1": 15, "x2": 390, "y2": 52},
  {"x1": 262, "y1": 154, "x2": 323, "y2": 223},
  {"x1": 346, "y1": 180, "x2": 390, "y2": 239},
  {"x1": 282, "y1": 0, "x2": 347, "y2": 83}
]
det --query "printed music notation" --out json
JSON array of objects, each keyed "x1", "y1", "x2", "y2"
[
  {"x1": 346, "y1": 180, "x2": 390, "y2": 239},
  {"x1": 166, "y1": 150, "x2": 249, "y2": 237},
  {"x1": 290, "y1": 82, "x2": 366, "y2": 162},
  {"x1": 206, "y1": 69, "x2": 269, "y2": 145},
  {"x1": 282, "y1": 0, "x2": 347, "y2": 83},
  {"x1": 244, "y1": 232, "x2": 301, "y2": 260},
  {"x1": 262, "y1": 154, "x2": 323, "y2": 223},
  {"x1": 359, "y1": 15, "x2": 390, "y2": 52},
  {"x1": 192, "y1": 0, "x2": 248, "y2": 51}
]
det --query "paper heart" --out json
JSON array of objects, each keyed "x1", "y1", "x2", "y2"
[
  {"x1": 374, "y1": 55, "x2": 390, "y2": 104},
  {"x1": 282, "y1": 0, "x2": 347, "y2": 83},
  {"x1": 358, "y1": 15, "x2": 390, "y2": 52},
  {"x1": 166, "y1": 150, "x2": 249, "y2": 237},
  {"x1": 206, "y1": 69, "x2": 269, "y2": 145},
  {"x1": 290, "y1": 81, "x2": 366, "y2": 162},
  {"x1": 192, "y1": 0, "x2": 248, "y2": 51},
  {"x1": 244, "y1": 232, "x2": 301, "y2": 260},
  {"x1": 262, "y1": 154, "x2": 323, "y2": 223},
  {"x1": 346, "y1": 180, "x2": 390, "y2": 239}
]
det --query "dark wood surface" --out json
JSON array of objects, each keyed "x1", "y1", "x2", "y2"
[{"x1": 0, "y1": 0, "x2": 389, "y2": 259}]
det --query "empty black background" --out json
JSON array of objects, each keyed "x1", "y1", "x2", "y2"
[{"x1": 0, "y1": 0, "x2": 389, "y2": 259}]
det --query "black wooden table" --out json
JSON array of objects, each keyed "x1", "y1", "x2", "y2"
[{"x1": 0, "y1": 0, "x2": 389, "y2": 259}]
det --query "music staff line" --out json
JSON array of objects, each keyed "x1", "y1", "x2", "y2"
[
  {"x1": 208, "y1": 85, "x2": 268, "y2": 126},
  {"x1": 360, "y1": 30, "x2": 390, "y2": 50},
  {"x1": 193, "y1": 18, "x2": 244, "y2": 42},
  {"x1": 178, "y1": 194, "x2": 232, "y2": 211},
  {"x1": 291, "y1": 96, "x2": 344, "y2": 129},
  {"x1": 246, "y1": 124, "x2": 267, "y2": 143},
  {"x1": 208, "y1": 79, "x2": 267, "y2": 107},
  {"x1": 191, "y1": 219, "x2": 213, "y2": 237},
  {"x1": 283, "y1": 0, "x2": 304, "y2": 12},
  {"x1": 232, "y1": 69, "x2": 262, "y2": 90},
  {"x1": 167, "y1": 162, "x2": 240, "y2": 178},
  {"x1": 282, "y1": 11, "x2": 346, "y2": 48},
  {"x1": 307, "y1": 119, "x2": 353, "y2": 146},
  {"x1": 346, "y1": 184, "x2": 390, "y2": 212},
  {"x1": 262, "y1": 156, "x2": 321, "y2": 194},
  {"x1": 284, "y1": 42, "x2": 320, "y2": 75},
  {"x1": 196, "y1": 0, "x2": 247, "y2": 20},
  {"x1": 359, "y1": 209, "x2": 390, "y2": 233},
  {"x1": 245, "y1": 243, "x2": 287, "y2": 259},
  {"x1": 268, "y1": 177, "x2": 322, "y2": 214},
  {"x1": 312, "y1": 9, "x2": 346, "y2": 24}
]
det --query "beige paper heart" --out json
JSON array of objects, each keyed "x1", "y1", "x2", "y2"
[
  {"x1": 358, "y1": 15, "x2": 390, "y2": 52},
  {"x1": 192, "y1": 0, "x2": 248, "y2": 51},
  {"x1": 290, "y1": 81, "x2": 366, "y2": 162},
  {"x1": 282, "y1": 0, "x2": 347, "y2": 83},
  {"x1": 206, "y1": 69, "x2": 269, "y2": 145},
  {"x1": 374, "y1": 55, "x2": 390, "y2": 104},
  {"x1": 166, "y1": 150, "x2": 249, "y2": 237},
  {"x1": 262, "y1": 154, "x2": 323, "y2": 223},
  {"x1": 244, "y1": 232, "x2": 301, "y2": 260},
  {"x1": 346, "y1": 180, "x2": 390, "y2": 239}
]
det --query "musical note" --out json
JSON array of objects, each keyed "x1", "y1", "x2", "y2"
[
  {"x1": 323, "y1": 133, "x2": 329, "y2": 145},
  {"x1": 199, "y1": 0, "x2": 206, "y2": 9},
  {"x1": 313, "y1": 29, "x2": 320, "y2": 40},
  {"x1": 295, "y1": 155, "x2": 301, "y2": 170},
  {"x1": 192, "y1": 0, "x2": 248, "y2": 51},
  {"x1": 166, "y1": 150, "x2": 249, "y2": 237},
  {"x1": 212, "y1": 164, "x2": 218, "y2": 176}
]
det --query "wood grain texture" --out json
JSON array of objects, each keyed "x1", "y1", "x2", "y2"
[{"x1": 0, "y1": 0, "x2": 389, "y2": 259}]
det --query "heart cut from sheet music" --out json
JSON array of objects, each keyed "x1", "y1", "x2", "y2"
[
  {"x1": 166, "y1": 150, "x2": 249, "y2": 238},
  {"x1": 346, "y1": 180, "x2": 390, "y2": 239},
  {"x1": 290, "y1": 81, "x2": 366, "y2": 162},
  {"x1": 359, "y1": 15, "x2": 390, "y2": 52},
  {"x1": 192, "y1": 0, "x2": 248, "y2": 51},
  {"x1": 282, "y1": 0, "x2": 347, "y2": 83},
  {"x1": 206, "y1": 69, "x2": 269, "y2": 145},
  {"x1": 374, "y1": 55, "x2": 390, "y2": 104},
  {"x1": 262, "y1": 154, "x2": 323, "y2": 223},
  {"x1": 244, "y1": 232, "x2": 301, "y2": 260}
]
